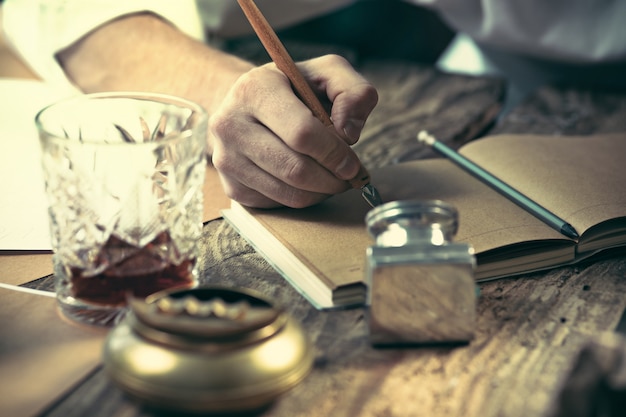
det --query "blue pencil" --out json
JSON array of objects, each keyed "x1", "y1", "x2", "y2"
[{"x1": 417, "y1": 131, "x2": 579, "y2": 240}]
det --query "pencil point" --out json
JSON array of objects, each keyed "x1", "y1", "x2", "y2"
[{"x1": 561, "y1": 223, "x2": 579, "y2": 240}]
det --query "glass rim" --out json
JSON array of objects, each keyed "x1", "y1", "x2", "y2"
[{"x1": 35, "y1": 91, "x2": 208, "y2": 146}]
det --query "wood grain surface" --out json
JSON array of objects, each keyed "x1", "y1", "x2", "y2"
[
  {"x1": 356, "y1": 61, "x2": 504, "y2": 168},
  {"x1": 28, "y1": 59, "x2": 626, "y2": 417}
]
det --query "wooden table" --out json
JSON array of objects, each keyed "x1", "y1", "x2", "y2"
[{"x1": 14, "y1": 56, "x2": 626, "y2": 416}]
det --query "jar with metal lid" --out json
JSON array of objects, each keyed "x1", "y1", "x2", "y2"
[
  {"x1": 365, "y1": 199, "x2": 476, "y2": 346},
  {"x1": 102, "y1": 286, "x2": 314, "y2": 413}
]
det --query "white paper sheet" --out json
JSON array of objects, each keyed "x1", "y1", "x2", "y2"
[{"x1": 0, "y1": 79, "x2": 74, "y2": 250}]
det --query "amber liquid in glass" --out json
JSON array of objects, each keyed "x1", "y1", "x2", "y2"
[{"x1": 69, "y1": 232, "x2": 195, "y2": 306}]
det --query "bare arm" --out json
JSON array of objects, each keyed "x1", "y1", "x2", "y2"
[
  {"x1": 56, "y1": 12, "x2": 378, "y2": 208},
  {"x1": 57, "y1": 12, "x2": 253, "y2": 151}
]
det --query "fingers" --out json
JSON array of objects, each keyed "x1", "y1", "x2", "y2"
[
  {"x1": 208, "y1": 55, "x2": 378, "y2": 208},
  {"x1": 216, "y1": 165, "x2": 332, "y2": 209},
  {"x1": 298, "y1": 55, "x2": 379, "y2": 144},
  {"x1": 248, "y1": 61, "x2": 370, "y2": 181},
  {"x1": 210, "y1": 74, "x2": 349, "y2": 207},
  {"x1": 211, "y1": 127, "x2": 347, "y2": 208}
]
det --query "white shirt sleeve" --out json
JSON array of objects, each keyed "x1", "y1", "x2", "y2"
[
  {"x1": 408, "y1": 0, "x2": 626, "y2": 63},
  {"x1": 2, "y1": 0, "x2": 204, "y2": 88}
]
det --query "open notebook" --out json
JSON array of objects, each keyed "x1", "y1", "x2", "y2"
[{"x1": 222, "y1": 133, "x2": 626, "y2": 309}]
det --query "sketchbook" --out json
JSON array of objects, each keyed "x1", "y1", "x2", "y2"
[{"x1": 222, "y1": 133, "x2": 626, "y2": 309}]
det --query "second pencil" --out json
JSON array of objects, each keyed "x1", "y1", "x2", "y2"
[{"x1": 417, "y1": 131, "x2": 579, "y2": 240}]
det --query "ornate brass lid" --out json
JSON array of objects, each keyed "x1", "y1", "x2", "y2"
[{"x1": 102, "y1": 286, "x2": 314, "y2": 413}]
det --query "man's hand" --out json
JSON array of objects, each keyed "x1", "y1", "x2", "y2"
[
  {"x1": 210, "y1": 55, "x2": 378, "y2": 208},
  {"x1": 57, "y1": 13, "x2": 378, "y2": 208}
]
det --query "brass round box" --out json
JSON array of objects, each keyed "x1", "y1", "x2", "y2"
[{"x1": 102, "y1": 286, "x2": 314, "y2": 413}]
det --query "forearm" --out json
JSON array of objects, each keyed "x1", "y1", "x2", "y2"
[
  {"x1": 57, "y1": 13, "x2": 254, "y2": 117},
  {"x1": 55, "y1": 12, "x2": 379, "y2": 209}
]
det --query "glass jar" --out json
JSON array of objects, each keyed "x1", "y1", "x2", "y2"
[{"x1": 365, "y1": 200, "x2": 476, "y2": 346}]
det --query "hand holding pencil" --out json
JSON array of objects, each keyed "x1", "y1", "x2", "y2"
[{"x1": 212, "y1": 0, "x2": 381, "y2": 208}]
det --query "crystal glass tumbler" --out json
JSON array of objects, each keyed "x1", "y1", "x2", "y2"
[{"x1": 35, "y1": 92, "x2": 208, "y2": 326}]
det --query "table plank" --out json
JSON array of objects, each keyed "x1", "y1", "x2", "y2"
[
  {"x1": 491, "y1": 85, "x2": 626, "y2": 135},
  {"x1": 356, "y1": 61, "x2": 504, "y2": 168}
]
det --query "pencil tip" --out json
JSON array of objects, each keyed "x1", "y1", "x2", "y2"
[{"x1": 561, "y1": 223, "x2": 579, "y2": 240}]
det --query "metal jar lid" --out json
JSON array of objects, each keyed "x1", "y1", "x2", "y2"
[
  {"x1": 366, "y1": 199, "x2": 459, "y2": 247},
  {"x1": 102, "y1": 286, "x2": 314, "y2": 413}
]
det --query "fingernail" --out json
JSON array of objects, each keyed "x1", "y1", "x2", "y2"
[
  {"x1": 335, "y1": 155, "x2": 359, "y2": 179},
  {"x1": 343, "y1": 119, "x2": 365, "y2": 143}
]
